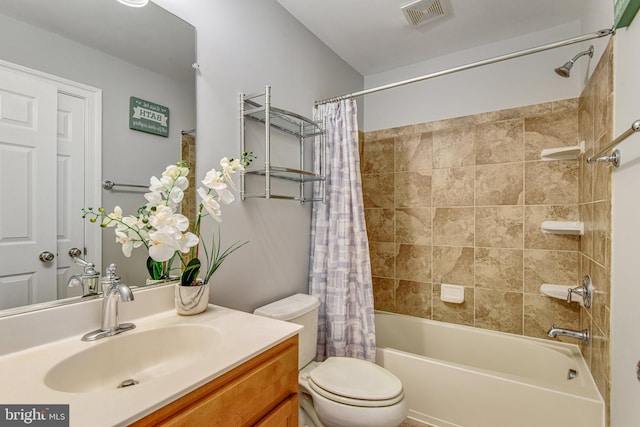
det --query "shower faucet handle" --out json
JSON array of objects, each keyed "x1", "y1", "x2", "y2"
[{"x1": 566, "y1": 275, "x2": 593, "y2": 308}]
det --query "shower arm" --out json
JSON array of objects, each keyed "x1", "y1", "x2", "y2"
[
  {"x1": 568, "y1": 46, "x2": 595, "y2": 65},
  {"x1": 315, "y1": 28, "x2": 614, "y2": 106}
]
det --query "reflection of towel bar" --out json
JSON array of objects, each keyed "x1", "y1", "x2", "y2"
[{"x1": 102, "y1": 180, "x2": 148, "y2": 190}]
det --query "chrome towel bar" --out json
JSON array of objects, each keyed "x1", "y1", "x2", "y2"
[
  {"x1": 587, "y1": 119, "x2": 640, "y2": 167},
  {"x1": 102, "y1": 180, "x2": 148, "y2": 191}
]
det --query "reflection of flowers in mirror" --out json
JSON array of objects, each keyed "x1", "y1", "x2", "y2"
[{"x1": 83, "y1": 152, "x2": 254, "y2": 286}]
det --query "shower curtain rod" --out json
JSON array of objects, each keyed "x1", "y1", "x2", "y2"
[{"x1": 314, "y1": 28, "x2": 614, "y2": 106}]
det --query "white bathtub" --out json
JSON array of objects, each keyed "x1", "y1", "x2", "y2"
[{"x1": 374, "y1": 311, "x2": 604, "y2": 427}]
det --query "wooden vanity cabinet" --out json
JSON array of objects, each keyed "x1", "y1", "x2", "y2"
[{"x1": 131, "y1": 335, "x2": 299, "y2": 427}]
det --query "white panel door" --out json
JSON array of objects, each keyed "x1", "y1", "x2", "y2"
[
  {"x1": 0, "y1": 66, "x2": 58, "y2": 308},
  {"x1": 56, "y1": 92, "x2": 86, "y2": 299}
]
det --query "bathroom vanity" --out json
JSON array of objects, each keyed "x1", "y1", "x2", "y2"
[
  {"x1": 0, "y1": 285, "x2": 301, "y2": 426},
  {"x1": 131, "y1": 335, "x2": 298, "y2": 426}
]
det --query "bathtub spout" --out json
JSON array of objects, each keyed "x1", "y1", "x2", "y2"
[{"x1": 547, "y1": 324, "x2": 589, "y2": 344}]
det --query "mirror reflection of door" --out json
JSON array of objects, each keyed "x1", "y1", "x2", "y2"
[
  {"x1": 0, "y1": 62, "x2": 100, "y2": 310},
  {"x1": 56, "y1": 91, "x2": 87, "y2": 300}
]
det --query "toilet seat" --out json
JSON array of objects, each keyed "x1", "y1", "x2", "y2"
[{"x1": 307, "y1": 357, "x2": 404, "y2": 407}]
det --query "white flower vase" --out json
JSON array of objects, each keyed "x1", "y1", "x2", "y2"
[{"x1": 175, "y1": 283, "x2": 209, "y2": 315}]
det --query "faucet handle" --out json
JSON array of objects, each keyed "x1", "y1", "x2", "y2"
[
  {"x1": 105, "y1": 263, "x2": 117, "y2": 279},
  {"x1": 101, "y1": 264, "x2": 120, "y2": 290},
  {"x1": 567, "y1": 275, "x2": 593, "y2": 307},
  {"x1": 84, "y1": 264, "x2": 98, "y2": 276}
]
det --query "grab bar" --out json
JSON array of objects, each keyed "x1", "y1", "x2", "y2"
[
  {"x1": 102, "y1": 180, "x2": 148, "y2": 191},
  {"x1": 586, "y1": 119, "x2": 640, "y2": 167}
]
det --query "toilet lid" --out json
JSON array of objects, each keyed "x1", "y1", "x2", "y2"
[{"x1": 308, "y1": 357, "x2": 404, "y2": 407}]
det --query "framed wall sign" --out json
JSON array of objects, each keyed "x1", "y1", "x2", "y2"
[{"x1": 129, "y1": 96, "x2": 170, "y2": 137}]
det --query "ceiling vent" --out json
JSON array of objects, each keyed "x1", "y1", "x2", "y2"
[{"x1": 401, "y1": 0, "x2": 449, "y2": 27}]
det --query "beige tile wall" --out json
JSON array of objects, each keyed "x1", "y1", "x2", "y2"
[
  {"x1": 362, "y1": 38, "x2": 613, "y2": 424},
  {"x1": 363, "y1": 100, "x2": 582, "y2": 338},
  {"x1": 578, "y1": 39, "x2": 613, "y2": 424},
  {"x1": 181, "y1": 134, "x2": 197, "y2": 252}
]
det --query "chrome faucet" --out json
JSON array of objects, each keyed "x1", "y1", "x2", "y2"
[
  {"x1": 566, "y1": 275, "x2": 593, "y2": 308},
  {"x1": 547, "y1": 324, "x2": 589, "y2": 344},
  {"x1": 67, "y1": 248, "x2": 100, "y2": 297},
  {"x1": 82, "y1": 264, "x2": 135, "y2": 341}
]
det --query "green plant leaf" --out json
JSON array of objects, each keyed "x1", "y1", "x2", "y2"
[
  {"x1": 146, "y1": 257, "x2": 164, "y2": 280},
  {"x1": 181, "y1": 258, "x2": 201, "y2": 286}
]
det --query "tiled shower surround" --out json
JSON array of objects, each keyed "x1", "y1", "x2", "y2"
[
  {"x1": 362, "y1": 38, "x2": 613, "y2": 423},
  {"x1": 578, "y1": 39, "x2": 613, "y2": 423},
  {"x1": 363, "y1": 100, "x2": 583, "y2": 336}
]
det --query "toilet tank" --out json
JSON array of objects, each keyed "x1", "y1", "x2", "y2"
[{"x1": 253, "y1": 293, "x2": 320, "y2": 369}]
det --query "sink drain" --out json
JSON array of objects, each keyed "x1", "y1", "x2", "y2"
[{"x1": 118, "y1": 379, "x2": 139, "y2": 389}]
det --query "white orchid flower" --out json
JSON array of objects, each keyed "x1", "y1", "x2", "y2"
[
  {"x1": 162, "y1": 164, "x2": 189, "y2": 180},
  {"x1": 90, "y1": 156, "x2": 247, "y2": 282},
  {"x1": 144, "y1": 191, "x2": 163, "y2": 208},
  {"x1": 174, "y1": 176, "x2": 189, "y2": 190},
  {"x1": 220, "y1": 157, "x2": 244, "y2": 173},
  {"x1": 136, "y1": 227, "x2": 150, "y2": 243},
  {"x1": 201, "y1": 169, "x2": 234, "y2": 204},
  {"x1": 215, "y1": 185, "x2": 235, "y2": 205},
  {"x1": 220, "y1": 157, "x2": 244, "y2": 190},
  {"x1": 149, "y1": 175, "x2": 176, "y2": 194},
  {"x1": 108, "y1": 215, "x2": 146, "y2": 257},
  {"x1": 114, "y1": 216, "x2": 141, "y2": 236},
  {"x1": 101, "y1": 206, "x2": 123, "y2": 227},
  {"x1": 197, "y1": 187, "x2": 222, "y2": 222},
  {"x1": 122, "y1": 215, "x2": 142, "y2": 227},
  {"x1": 148, "y1": 230, "x2": 180, "y2": 262},
  {"x1": 172, "y1": 213, "x2": 191, "y2": 233},
  {"x1": 149, "y1": 206, "x2": 190, "y2": 233},
  {"x1": 148, "y1": 176, "x2": 164, "y2": 193},
  {"x1": 201, "y1": 168, "x2": 223, "y2": 189},
  {"x1": 148, "y1": 205, "x2": 174, "y2": 229},
  {"x1": 149, "y1": 168, "x2": 189, "y2": 210},
  {"x1": 175, "y1": 231, "x2": 199, "y2": 253},
  {"x1": 115, "y1": 228, "x2": 143, "y2": 257},
  {"x1": 168, "y1": 186, "x2": 184, "y2": 205}
]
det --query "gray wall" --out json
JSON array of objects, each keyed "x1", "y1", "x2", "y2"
[
  {"x1": 0, "y1": 13, "x2": 195, "y2": 285},
  {"x1": 153, "y1": 0, "x2": 364, "y2": 312},
  {"x1": 362, "y1": 20, "x2": 618, "y2": 131}
]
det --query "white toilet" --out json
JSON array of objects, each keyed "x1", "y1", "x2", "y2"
[{"x1": 254, "y1": 293, "x2": 408, "y2": 427}]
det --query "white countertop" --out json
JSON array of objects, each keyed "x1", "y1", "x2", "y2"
[{"x1": 0, "y1": 305, "x2": 301, "y2": 426}]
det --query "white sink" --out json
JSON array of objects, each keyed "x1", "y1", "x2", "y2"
[
  {"x1": 44, "y1": 324, "x2": 220, "y2": 393},
  {"x1": 0, "y1": 290, "x2": 301, "y2": 427}
]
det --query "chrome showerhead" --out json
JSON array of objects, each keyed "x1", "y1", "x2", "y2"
[
  {"x1": 554, "y1": 61, "x2": 574, "y2": 78},
  {"x1": 554, "y1": 45, "x2": 594, "y2": 78}
]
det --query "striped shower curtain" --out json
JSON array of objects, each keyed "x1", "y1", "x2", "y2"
[{"x1": 309, "y1": 99, "x2": 376, "y2": 362}]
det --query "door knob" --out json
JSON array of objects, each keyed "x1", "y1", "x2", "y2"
[
  {"x1": 39, "y1": 251, "x2": 55, "y2": 262},
  {"x1": 68, "y1": 247, "x2": 82, "y2": 258}
]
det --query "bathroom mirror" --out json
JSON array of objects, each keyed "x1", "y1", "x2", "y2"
[{"x1": 0, "y1": 0, "x2": 196, "y2": 316}]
